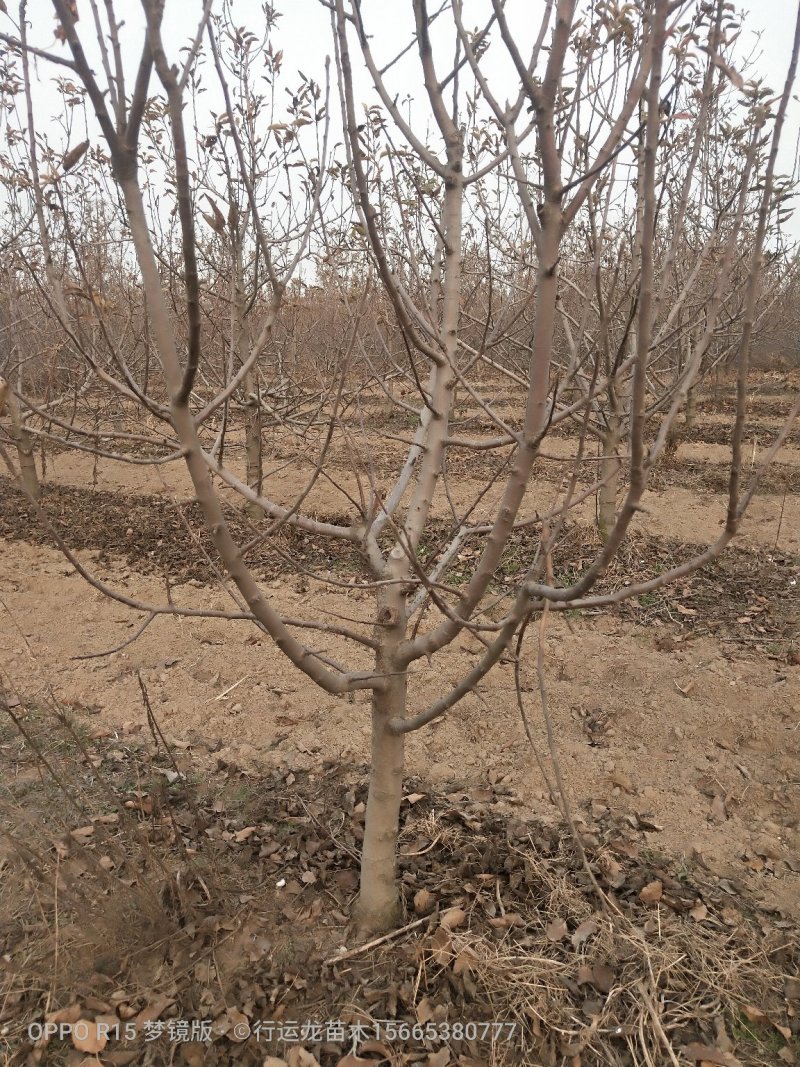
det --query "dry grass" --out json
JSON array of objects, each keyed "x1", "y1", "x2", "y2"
[{"x1": 1, "y1": 686, "x2": 798, "y2": 1067}]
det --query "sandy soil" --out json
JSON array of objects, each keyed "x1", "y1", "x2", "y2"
[
  {"x1": 39, "y1": 436, "x2": 800, "y2": 553},
  {"x1": 2, "y1": 535, "x2": 798, "y2": 918}
]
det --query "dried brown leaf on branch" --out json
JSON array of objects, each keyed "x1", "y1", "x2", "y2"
[{"x1": 62, "y1": 139, "x2": 89, "y2": 171}]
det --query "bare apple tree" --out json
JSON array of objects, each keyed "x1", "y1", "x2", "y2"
[{"x1": 1, "y1": 0, "x2": 798, "y2": 936}]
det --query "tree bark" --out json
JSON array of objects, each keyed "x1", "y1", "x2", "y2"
[
  {"x1": 243, "y1": 371, "x2": 263, "y2": 521},
  {"x1": 2, "y1": 380, "x2": 41, "y2": 501},
  {"x1": 685, "y1": 384, "x2": 696, "y2": 431},
  {"x1": 232, "y1": 231, "x2": 262, "y2": 520},
  {"x1": 356, "y1": 547, "x2": 408, "y2": 935},
  {"x1": 597, "y1": 360, "x2": 631, "y2": 543},
  {"x1": 598, "y1": 415, "x2": 623, "y2": 543}
]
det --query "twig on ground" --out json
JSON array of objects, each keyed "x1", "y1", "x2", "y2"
[{"x1": 323, "y1": 915, "x2": 429, "y2": 966}]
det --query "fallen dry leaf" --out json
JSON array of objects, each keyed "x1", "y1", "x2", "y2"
[
  {"x1": 428, "y1": 927, "x2": 453, "y2": 965},
  {"x1": 440, "y1": 906, "x2": 467, "y2": 930},
  {"x1": 742, "y1": 1005, "x2": 769, "y2": 1025},
  {"x1": 47, "y1": 1003, "x2": 83, "y2": 1025},
  {"x1": 358, "y1": 1040, "x2": 392, "y2": 1058},
  {"x1": 453, "y1": 946, "x2": 478, "y2": 975},
  {"x1": 690, "y1": 902, "x2": 709, "y2": 922},
  {"x1": 414, "y1": 888, "x2": 436, "y2": 915},
  {"x1": 591, "y1": 963, "x2": 616, "y2": 993},
  {"x1": 69, "y1": 824, "x2": 95, "y2": 841},
  {"x1": 427, "y1": 1050, "x2": 451, "y2": 1067},
  {"x1": 576, "y1": 963, "x2": 594, "y2": 985},
  {"x1": 94, "y1": 1014, "x2": 120, "y2": 1034},
  {"x1": 598, "y1": 854, "x2": 626, "y2": 888},
  {"x1": 226, "y1": 1009, "x2": 250, "y2": 1041},
  {"x1": 571, "y1": 919, "x2": 598, "y2": 949},
  {"x1": 416, "y1": 996, "x2": 435, "y2": 1023},
  {"x1": 639, "y1": 879, "x2": 664, "y2": 905},
  {"x1": 682, "y1": 1042, "x2": 741, "y2": 1065},
  {"x1": 71, "y1": 1021, "x2": 108, "y2": 1054},
  {"x1": 83, "y1": 997, "x2": 111, "y2": 1014},
  {"x1": 179, "y1": 1043, "x2": 205, "y2": 1067},
  {"x1": 288, "y1": 1049, "x2": 321, "y2": 1067},
  {"x1": 545, "y1": 917, "x2": 568, "y2": 941},
  {"x1": 135, "y1": 996, "x2": 175, "y2": 1026}
]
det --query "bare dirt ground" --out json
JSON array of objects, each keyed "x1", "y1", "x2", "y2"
[
  {"x1": 1, "y1": 534, "x2": 798, "y2": 919},
  {"x1": 29, "y1": 394, "x2": 800, "y2": 554},
  {"x1": 1, "y1": 373, "x2": 799, "y2": 1066}
]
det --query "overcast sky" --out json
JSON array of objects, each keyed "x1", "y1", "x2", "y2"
[
  {"x1": 285, "y1": 0, "x2": 800, "y2": 161},
  {"x1": 8, "y1": 0, "x2": 800, "y2": 230}
]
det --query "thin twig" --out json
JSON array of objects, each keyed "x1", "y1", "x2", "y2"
[{"x1": 323, "y1": 916, "x2": 429, "y2": 966}]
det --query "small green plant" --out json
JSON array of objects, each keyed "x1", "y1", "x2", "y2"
[
  {"x1": 729, "y1": 1008, "x2": 797, "y2": 1060},
  {"x1": 637, "y1": 591, "x2": 661, "y2": 608}
]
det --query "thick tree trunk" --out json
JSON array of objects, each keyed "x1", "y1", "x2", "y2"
[
  {"x1": 356, "y1": 548, "x2": 408, "y2": 935},
  {"x1": 357, "y1": 667, "x2": 407, "y2": 934},
  {"x1": 1, "y1": 379, "x2": 41, "y2": 501}
]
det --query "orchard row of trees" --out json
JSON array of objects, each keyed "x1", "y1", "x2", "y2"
[{"x1": 1, "y1": 0, "x2": 799, "y2": 933}]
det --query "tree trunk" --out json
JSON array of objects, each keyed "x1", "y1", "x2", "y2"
[
  {"x1": 232, "y1": 232, "x2": 262, "y2": 521},
  {"x1": 1, "y1": 379, "x2": 41, "y2": 501},
  {"x1": 598, "y1": 415, "x2": 623, "y2": 543},
  {"x1": 243, "y1": 369, "x2": 263, "y2": 521},
  {"x1": 356, "y1": 548, "x2": 407, "y2": 935},
  {"x1": 685, "y1": 385, "x2": 696, "y2": 431}
]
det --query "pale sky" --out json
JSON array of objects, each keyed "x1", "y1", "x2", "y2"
[{"x1": 5, "y1": 0, "x2": 800, "y2": 228}]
